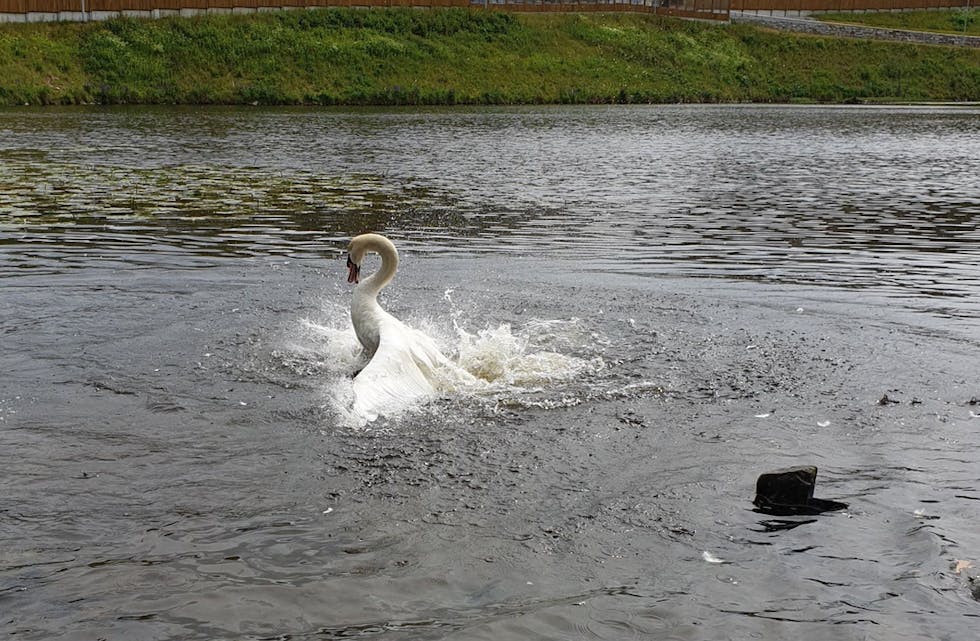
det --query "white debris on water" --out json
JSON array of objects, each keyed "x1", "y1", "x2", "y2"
[{"x1": 702, "y1": 551, "x2": 727, "y2": 564}]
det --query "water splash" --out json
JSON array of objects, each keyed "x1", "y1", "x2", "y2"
[
  {"x1": 278, "y1": 294, "x2": 606, "y2": 427},
  {"x1": 457, "y1": 321, "x2": 601, "y2": 387}
]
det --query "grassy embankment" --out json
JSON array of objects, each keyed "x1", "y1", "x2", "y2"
[
  {"x1": 819, "y1": 8, "x2": 980, "y2": 37},
  {"x1": 1, "y1": 9, "x2": 979, "y2": 106}
]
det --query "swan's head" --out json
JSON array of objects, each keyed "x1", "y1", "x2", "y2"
[{"x1": 346, "y1": 233, "x2": 397, "y2": 285}]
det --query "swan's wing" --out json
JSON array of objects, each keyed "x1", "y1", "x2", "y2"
[{"x1": 351, "y1": 317, "x2": 440, "y2": 424}]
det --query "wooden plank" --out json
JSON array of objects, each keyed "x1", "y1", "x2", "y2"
[{"x1": 23, "y1": 0, "x2": 66, "y2": 10}]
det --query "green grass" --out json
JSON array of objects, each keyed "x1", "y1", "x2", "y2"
[
  {"x1": 819, "y1": 8, "x2": 980, "y2": 37},
  {"x1": 1, "y1": 9, "x2": 979, "y2": 106}
]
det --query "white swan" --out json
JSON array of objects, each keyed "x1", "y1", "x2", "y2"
[{"x1": 345, "y1": 233, "x2": 470, "y2": 423}]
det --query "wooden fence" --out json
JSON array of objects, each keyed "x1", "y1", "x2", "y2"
[
  {"x1": 0, "y1": 0, "x2": 731, "y2": 20},
  {"x1": 1, "y1": 0, "x2": 468, "y2": 11}
]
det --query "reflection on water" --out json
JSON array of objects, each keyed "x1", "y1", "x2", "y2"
[{"x1": 2, "y1": 104, "x2": 979, "y2": 320}]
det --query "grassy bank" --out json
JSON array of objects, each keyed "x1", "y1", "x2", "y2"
[
  {"x1": 819, "y1": 9, "x2": 980, "y2": 37},
  {"x1": 1, "y1": 9, "x2": 980, "y2": 106}
]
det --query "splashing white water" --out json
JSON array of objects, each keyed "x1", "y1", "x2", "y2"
[
  {"x1": 282, "y1": 293, "x2": 605, "y2": 426},
  {"x1": 445, "y1": 288, "x2": 605, "y2": 392},
  {"x1": 457, "y1": 321, "x2": 599, "y2": 387}
]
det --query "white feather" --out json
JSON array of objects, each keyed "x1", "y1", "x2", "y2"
[{"x1": 352, "y1": 314, "x2": 447, "y2": 422}]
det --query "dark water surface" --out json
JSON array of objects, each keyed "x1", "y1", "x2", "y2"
[{"x1": 2, "y1": 105, "x2": 980, "y2": 639}]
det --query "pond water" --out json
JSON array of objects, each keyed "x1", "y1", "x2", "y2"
[{"x1": 2, "y1": 104, "x2": 979, "y2": 640}]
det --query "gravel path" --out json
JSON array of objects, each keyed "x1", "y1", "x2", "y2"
[{"x1": 731, "y1": 11, "x2": 980, "y2": 48}]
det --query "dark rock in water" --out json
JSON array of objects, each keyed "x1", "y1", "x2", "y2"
[
  {"x1": 753, "y1": 466, "x2": 848, "y2": 516},
  {"x1": 757, "y1": 465, "x2": 816, "y2": 504}
]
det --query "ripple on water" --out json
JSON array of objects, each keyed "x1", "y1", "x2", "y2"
[{"x1": 3, "y1": 106, "x2": 980, "y2": 320}]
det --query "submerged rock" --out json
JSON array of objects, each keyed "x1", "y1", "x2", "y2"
[{"x1": 753, "y1": 465, "x2": 848, "y2": 516}]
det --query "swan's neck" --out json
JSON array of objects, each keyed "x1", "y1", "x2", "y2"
[
  {"x1": 356, "y1": 237, "x2": 399, "y2": 299},
  {"x1": 351, "y1": 236, "x2": 399, "y2": 356}
]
